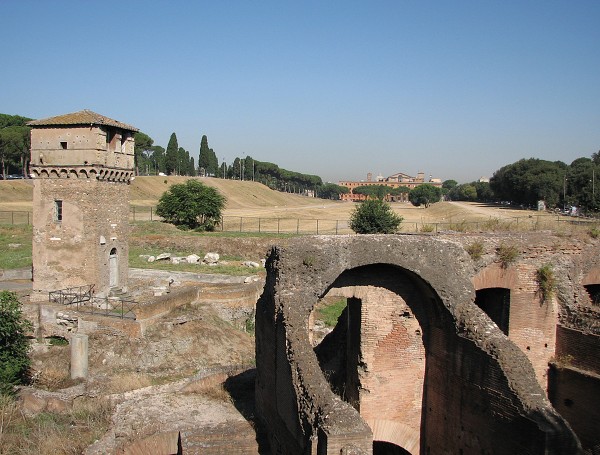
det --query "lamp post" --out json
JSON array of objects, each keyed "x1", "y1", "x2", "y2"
[{"x1": 563, "y1": 175, "x2": 568, "y2": 213}]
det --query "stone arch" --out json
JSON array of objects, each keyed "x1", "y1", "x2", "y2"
[
  {"x1": 314, "y1": 262, "x2": 442, "y2": 453},
  {"x1": 49, "y1": 169, "x2": 59, "y2": 179},
  {"x1": 59, "y1": 169, "x2": 68, "y2": 179},
  {"x1": 69, "y1": 169, "x2": 78, "y2": 179},
  {"x1": 78, "y1": 169, "x2": 88, "y2": 179},
  {"x1": 39, "y1": 169, "x2": 48, "y2": 178},
  {"x1": 255, "y1": 235, "x2": 580, "y2": 455}
]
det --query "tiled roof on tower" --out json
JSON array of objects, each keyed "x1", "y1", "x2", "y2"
[{"x1": 27, "y1": 109, "x2": 138, "y2": 132}]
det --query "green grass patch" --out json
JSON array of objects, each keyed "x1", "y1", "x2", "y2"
[
  {"x1": 316, "y1": 298, "x2": 347, "y2": 327},
  {"x1": 129, "y1": 246, "x2": 258, "y2": 276},
  {"x1": 131, "y1": 220, "x2": 298, "y2": 239},
  {"x1": 0, "y1": 224, "x2": 32, "y2": 270}
]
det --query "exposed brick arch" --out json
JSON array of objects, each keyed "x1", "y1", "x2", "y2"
[
  {"x1": 256, "y1": 235, "x2": 580, "y2": 455},
  {"x1": 582, "y1": 267, "x2": 600, "y2": 286},
  {"x1": 472, "y1": 262, "x2": 517, "y2": 290}
]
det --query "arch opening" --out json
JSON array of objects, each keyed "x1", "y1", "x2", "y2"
[
  {"x1": 474, "y1": 287, "x2": 511, "y2": 335},
  {"x1": 312, "y1": 263, "x2": 446, "y2": 454}
]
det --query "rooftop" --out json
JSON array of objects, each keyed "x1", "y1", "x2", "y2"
[{"x1": 27, "y1": 109, "x2": 138, "y2": 132}]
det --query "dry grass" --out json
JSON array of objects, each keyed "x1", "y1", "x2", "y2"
[
  {"x1": 0, "y1": 395, "x2": 112, "y2": 455},
  {"x1": 31, "y1": 345, "x2": 80, "y2": 392},
  {"x1": 106, "y1": 372, "x2": 153, "y2": 394}
]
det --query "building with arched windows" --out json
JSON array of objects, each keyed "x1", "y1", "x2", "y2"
[{"x1": 339, "y1": 172, "x2": 442, "y2": 202}]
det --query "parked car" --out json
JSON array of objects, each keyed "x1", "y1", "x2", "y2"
[{"x1": 6, "y1": 174, "x2": 24, "y2": 179}]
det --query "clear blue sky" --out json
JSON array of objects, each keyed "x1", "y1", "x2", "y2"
[{"x1": 1, "y1": 1, "x2": 599, "y2": 183}]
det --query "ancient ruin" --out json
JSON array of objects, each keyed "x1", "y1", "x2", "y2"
[
  {"x1": 28, "y1": 110, "x2": 138, "y2": 300},
  {"x1": 256, "y1": 233, "x2": 600, "y2": 454}
]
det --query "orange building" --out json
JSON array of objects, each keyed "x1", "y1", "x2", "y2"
[{"x1": 339, "y1": 171, "x2": 442, "y2": 202}]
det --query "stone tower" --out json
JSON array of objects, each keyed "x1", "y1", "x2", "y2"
[{"x1": 28, "y1": 110, "x2": 137, "y2": 301}]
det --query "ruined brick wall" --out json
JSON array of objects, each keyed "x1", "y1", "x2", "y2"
[{"x1": 256, "y1": 235, "x2": 582, "y2": 455}]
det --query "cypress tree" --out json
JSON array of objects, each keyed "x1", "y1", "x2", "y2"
[{"x1": 165, "y1": 133, "x2": 179, "y2": 175}]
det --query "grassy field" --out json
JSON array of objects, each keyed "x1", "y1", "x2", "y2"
[{"x1": 1, "y1": 176, "x2": 598, "y2": 273}]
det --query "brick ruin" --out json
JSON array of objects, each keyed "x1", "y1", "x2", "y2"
[{"x1": 255, "y1": 233, "x2": 600, "y2": 454}]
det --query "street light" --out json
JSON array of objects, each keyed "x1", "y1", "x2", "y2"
[{"x1": 563, "y1": 175, "x2": 568, "y2": 212}]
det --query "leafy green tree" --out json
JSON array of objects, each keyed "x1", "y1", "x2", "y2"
[
  {"x1": 490, "y1": 158, "x2": 566, "y2": 208},
  {"x1": 354, "y1": 185, "x2": 390, "y2": 199},
  {"x1": 165, "y1": 133, "x2": 179, "y2": 175},
  {"x1": 156, "y1": 180, "x2": 226, "y2": 231},
  {"x1": 0, "y1": 291, "x2": 31, "y2": 396},
  {"x1": 349, "y1": 199, "x2": 403, "y2": 234},
  {"x1": 0, "y1": 126, "x2": 31, "y2": 178},
  {"x1": 409, "y1": 184, "x2": 442, "y2": 207},
  {"x1": 150, "y1": 145, "x2": 166, "y2": 174},
  {"x1": 133, "y1": 132, "x2": 154, "y2": 175},
  {"x1": 442, "y1": 179, "x2": 458, "y2": 190},
  {"x1": 318, "y1": 183, "x2": 349, "y2": 200}
]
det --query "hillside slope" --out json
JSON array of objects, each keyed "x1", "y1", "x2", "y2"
[{"x1": 0, "y1": 176, "x2": 327, "y2": 211}]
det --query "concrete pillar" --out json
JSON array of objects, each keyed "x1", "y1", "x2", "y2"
[{"x1": 71, "y1": 334, "x2": 89, "y2": 380}]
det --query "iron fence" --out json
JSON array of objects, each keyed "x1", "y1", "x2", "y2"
[
  {"x1": 49, "y1": 284, "x2": 138, "y2": 320},
  {"x1": 1, "y1": 208, "x2": 596, "y2": 234}
]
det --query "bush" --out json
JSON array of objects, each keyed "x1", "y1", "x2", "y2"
[
  {"x1": 496, "y1": 243, "x2": 519, "y2": 268},
  {"x1": 156, "y1": 179, "x2": 226, "y2": 230},
  {"x1": 536, "y1": 264, "x2": 557, "y2": 303},
  {"x1": 466, "y1": 240, "x2": 485, "y2": 261},
  {"x1": 408, "y1": 184, "x2": 442, "y2": 208},
  {"x1": 0, "y1": 291, "x2": 32, "y2": 395},
  {"x1": 349, "y1": 199, "x2": 403, "y2": 234}
]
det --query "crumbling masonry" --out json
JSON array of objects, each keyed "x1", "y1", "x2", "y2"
[{"x1": 256, "y1": 233, "x2": 600, "y2": 454}]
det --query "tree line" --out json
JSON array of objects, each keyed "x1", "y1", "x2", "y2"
[
  {"x1": 3, "y1": 112, "x2": 597, "y2": 211},
  {"x1": 445, "y1": 154, "x2": 600, "y2": 214},
  {"x1": 0, "y1": 114, "x2": 32, "y2": 179}
]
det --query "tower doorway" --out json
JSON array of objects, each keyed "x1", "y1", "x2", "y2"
[{"x1": 109, "y1": 248, "x2": 118, "y2": 287}]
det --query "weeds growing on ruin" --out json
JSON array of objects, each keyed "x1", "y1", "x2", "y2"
[
  {"x1": 466, "y1": 240, "x2": 485, "y2": 261},
  {"x1": 536, "y1": 264, "x2": 557, "y2": 304},
  {"x1": 496, "y1": 243, "x2": 519, "y2": 268}
]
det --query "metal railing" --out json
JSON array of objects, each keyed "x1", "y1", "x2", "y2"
[
  {"x1": 48, "y1": 284, "x2": 138, "y2": 320},
  {"x1": 71, "y1": 297, "x2": 138, "y2": 320},
  {"x1": 49, "y1": 284, "x2": 94, "y2": 305}
]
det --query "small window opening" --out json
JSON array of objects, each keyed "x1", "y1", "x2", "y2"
[
  {"x1": 55, "y1": 200, "x2": 63, "y2": 222},
  {"x1": 60, "y1": 141, "x2": 67, "y2": 149}
]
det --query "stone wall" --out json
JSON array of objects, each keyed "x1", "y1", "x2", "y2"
[
  {"x1": 31, "y1": 177, "x2": 130, "y2": 299},
  {"x1": 256, "y1": 234, "x2": 588, "y2": 454}
]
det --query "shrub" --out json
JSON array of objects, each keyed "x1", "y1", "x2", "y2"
[
  {"x1": 349, "y1": 199, "x2": 403, "y2": 234},
  {"x1": 536, "y1": 264, "x2": 557, "y2": 303},
  {"x1": 589, "y1": 227, "x2": 600, "y2": 239},
  {"x1": 466, "y1": 240, "x2": 485, "y2": 261},
  {"x1": 496, "y1": 243, "x2": 519, "y2": 268},
  {"x1": 0, "y1": 291, "x2": 32, "y2": 396},
  {"x1": 156, "y1": 179, "x2": 226, "y2": 231},
  {"x1": 420, "y1": 224, "x2": 435, "y2": 233}
]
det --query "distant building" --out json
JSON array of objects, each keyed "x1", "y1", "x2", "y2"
[
  {"x1": 339, "y1": 171, "x2": 442, "y2": 202},
  {"x1": 28, "y1": 110, "x2": 138, "y2": 300}
]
